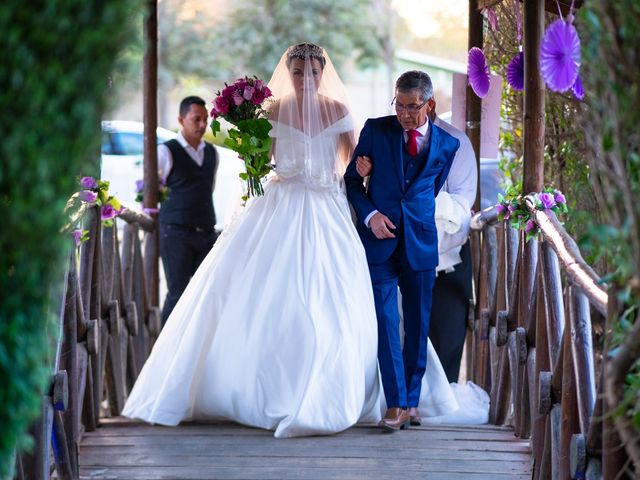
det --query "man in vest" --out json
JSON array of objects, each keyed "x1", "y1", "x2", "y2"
[{"x1": 158, "y1": 96, "x2": 219, "y2": 325}]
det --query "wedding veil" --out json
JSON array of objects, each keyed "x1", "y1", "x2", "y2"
[{"x1": 266, "y1": 43, "x2": 356, "y2": 186}]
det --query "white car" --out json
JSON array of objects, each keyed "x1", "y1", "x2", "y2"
[{"x1": 100, "y1": 120, "x2": 245, "y2": 231}]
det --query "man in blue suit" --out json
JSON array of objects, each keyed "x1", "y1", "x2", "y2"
[{"x1": 345, "y1": 71, "x2": 459, "y2": 432}]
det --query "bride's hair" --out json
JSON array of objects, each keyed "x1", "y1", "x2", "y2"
[{"x1": 285, "y1": 43, "x2": 327, "y2": 69}]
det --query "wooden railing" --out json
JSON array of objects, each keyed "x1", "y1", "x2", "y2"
[
  {"x1": 15, "y1": 206, "x2": 159, "y2": 480},
  {"x1": 466, "y1": 194, "x2": 618, "y2": 479}
]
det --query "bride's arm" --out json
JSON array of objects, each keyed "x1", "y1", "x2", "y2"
[{"x1": 266, "y1": 100, "x2": 280, "y2": 162}]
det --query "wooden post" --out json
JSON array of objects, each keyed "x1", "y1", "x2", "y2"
[
  {"x1": 522, "y1": 0, "x2": 545, "y2": 194},
  {"x1": 467, "y1": 0, "x2": 483, "y2": 211},
  {"x1": 143, "y1": 0, "x2": 159, "y2": 308}
]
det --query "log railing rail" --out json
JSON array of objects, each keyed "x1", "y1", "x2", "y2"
[
  {"x1": 468, "y1": 195, "x2": 611, "y2": 479},
  {"x1": 16, "y1": 206, "x2": 159, "y2": 480}
]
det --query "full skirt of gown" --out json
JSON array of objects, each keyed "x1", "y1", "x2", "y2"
[{"x1": 121, "y1": 177, "x2": 487, "y2": 437}]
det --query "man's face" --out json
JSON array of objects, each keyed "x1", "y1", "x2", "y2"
[
  {"x1": 179, "y1": 103, "x2": 208, "y2": 142},
  {"x1": 394, "y1": 89, "x2": 434, "y2": 131}
]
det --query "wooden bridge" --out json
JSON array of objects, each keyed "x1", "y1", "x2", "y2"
[
  {"x1": 13, "y1": 1, "x2": 636, "y2": 479},
  {"x1": 15, "y1": 194, "x2": 616, "y2": 479}
]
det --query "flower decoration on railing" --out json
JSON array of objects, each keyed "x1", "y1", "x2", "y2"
[
  {"x1": 64, "y1": 176, "x2": 124, "y2": 245},
  {"x1": 497, "y1": 184, "x2": 568, "y2": 241},
  {"x1": 134, "y1": 178, "x2": 169, "y2": 214},
  {"x1": 210, "y1": 76, "x2": 274, "y2": 199}
]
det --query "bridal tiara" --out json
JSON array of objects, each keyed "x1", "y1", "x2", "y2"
[{"x1": 286, "y1": 43, "x2": 326, "y2": 66}]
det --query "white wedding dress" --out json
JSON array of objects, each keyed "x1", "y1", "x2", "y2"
[{"x1": 122, "y1": 115, "x2": 488, "y2": 437}]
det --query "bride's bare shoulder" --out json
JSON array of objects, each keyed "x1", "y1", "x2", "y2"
[{"x1": 318, "y1": 96, "x2": 349, "y2": 120}]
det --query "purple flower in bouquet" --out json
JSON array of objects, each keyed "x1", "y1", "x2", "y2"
[
  {"x1": 496, "y1": 204, "x2": 506, "y2": 215},
  {"x1": 80, "y1": 176, "x2": 98, "y2": 189},
  {"x1": 78, "y1": 190, "x2": 98, "y2": 203},
  {"x1": 539, "y1": 192, "x2": 556, "y2": 209},
  {"x1": 554, "y1": 190, "x2": 566, "y2": 205}
]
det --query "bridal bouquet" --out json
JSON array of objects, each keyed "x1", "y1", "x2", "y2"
[{"x1": 210, "y1": 76, "x2": 273, "y2": 198}]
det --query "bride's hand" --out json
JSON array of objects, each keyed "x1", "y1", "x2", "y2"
[{"x1": 356, "y1": 155, "x2": 372, "y2": 177}]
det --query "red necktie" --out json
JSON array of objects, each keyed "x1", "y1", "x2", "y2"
[{"x1": 407, "y1": 129, "x2": 420, "y2": 157}]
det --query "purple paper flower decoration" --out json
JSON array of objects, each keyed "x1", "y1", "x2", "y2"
[
  {"x1": 78, "y1": 190, "x2": 98, "y2": 203},
  {"x1": 572, "y1": 74, "x2": 584, "y2": 100},
  {"x1": 507, "y1": 52, "x2": 524, "y2": 91},
  {"x1": 135, "y1": 179, "x2": 144, "y2": 193},
  {"x1": 467, "y1": 47, "x2": 490, "y2": 98},
  {"x1": 539, "y1": 192, "x2": 556, "y2": 209},
  {"x1": 540, "y1": 19, "x2": 581, "y2": 92},
  {"x1": 80, "y1": 176, "x2": 98, "y2": 189}
]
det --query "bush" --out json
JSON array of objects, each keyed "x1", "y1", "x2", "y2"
[{"x1": 0, "y1": 2, "x2": 141, "y2": 477}]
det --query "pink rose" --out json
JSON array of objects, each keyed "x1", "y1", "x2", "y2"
[
  {"x1": 232, "y1": 92, "x2": 244, "y2": 106},
  {"x1": 243, "y1": 86, "x2": 255, "y2": 101}
]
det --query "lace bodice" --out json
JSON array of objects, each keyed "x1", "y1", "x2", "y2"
[{"x1": 269, "y1": 115, "x2": 354, "y2": 189}]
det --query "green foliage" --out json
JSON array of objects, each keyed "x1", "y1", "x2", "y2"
[
  {"x1": 579, "y1": 0, "x2": 640, "y2": 435},
  {"x1": 0, "y1": 1, "x2": 140, "y2": 477}
]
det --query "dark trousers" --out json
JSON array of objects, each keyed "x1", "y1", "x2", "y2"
[
  {"x1": 429, "y1": 241, "x2": 473, "y2": 383},
  {"x1": 160, "y1": 223, "x2": 217, "y2": 325},
  {"x1": 369, "y1": 242, "x2": 436, "y2": 408}
]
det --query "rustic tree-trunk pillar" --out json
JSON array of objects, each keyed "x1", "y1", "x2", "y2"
[
  {"x1": 522, "y1": 0, "x2": 545, "y2": 194},
  {"x1": 143, "y1": 0, "x2": 160, "y2": 309},
  {"x1": 467, "y1": 0, "x2": 483, "y2": 212}
]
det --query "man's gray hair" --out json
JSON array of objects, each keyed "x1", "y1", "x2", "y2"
[{"x1": 395, "y1": 71, "x2": 434, "y2": 102}]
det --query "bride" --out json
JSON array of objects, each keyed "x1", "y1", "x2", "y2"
[{"x1": 122, "y1": 43, "x2": 486, "y2": 438}]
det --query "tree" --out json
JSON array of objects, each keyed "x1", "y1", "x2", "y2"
[
  {"x1": 213, "y1": 0, "x2": 396, "y2": 81},
  {"x1": 0, "y1": 1, "x2": 140, "y2": 477},
  {"x1": 578, "y1": 1, "x2": 640, "y2": 474}
]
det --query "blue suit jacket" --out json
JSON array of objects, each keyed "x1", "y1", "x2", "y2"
[{"x1": 345, "y1": 115, "x2": 459, "y2": 271}]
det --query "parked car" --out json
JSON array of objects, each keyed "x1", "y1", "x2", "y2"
[{"x1": 100, "y1": 120, "x2": 245, "y2": 231}]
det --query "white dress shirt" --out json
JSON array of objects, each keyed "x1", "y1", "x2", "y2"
[
  {"x1": 157, "y1": 132, "x2": 218, "y2": 189},
  {"x1": 433, "y1": 116, "x2": 478, "y2": 272}
]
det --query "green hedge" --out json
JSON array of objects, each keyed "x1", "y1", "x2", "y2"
[{"x1": 0, "y1": 2, "x2": 141, "y2": 477}]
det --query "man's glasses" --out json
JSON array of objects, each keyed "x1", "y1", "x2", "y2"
[{"x1": 391, "y1": 97, "x2": 429, "y2": 114}]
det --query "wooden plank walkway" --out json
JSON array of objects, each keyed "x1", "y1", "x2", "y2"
[{"x1": 78, "y1": 418, "x2": 532, "y2": 479}]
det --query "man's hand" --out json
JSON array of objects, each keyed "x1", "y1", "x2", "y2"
[
  {"x1": 369, "y1": 212, "x2": 396, "y2": 239},
  {"x1": 355, "y1": 155, "x2": 373, "y2": 177}
]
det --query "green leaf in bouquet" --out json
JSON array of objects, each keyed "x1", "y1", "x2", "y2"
[{"x1": 210, "y1": 119, "x2": 221, "y2": 136}]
